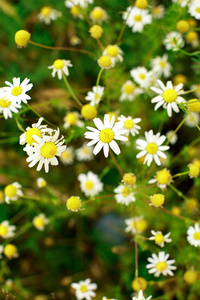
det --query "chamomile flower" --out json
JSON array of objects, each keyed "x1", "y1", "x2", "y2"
[
  {"x1": 125, "y1": 216, "x2": 148, "y2": 234},
  {"x1": 152, "y1": 5, "x2": 165, "y2": 19},
  {"x1": 71, "y1": 278, "x2": 97, "y2": 300},
  {"x1": 114, "y1": 184, "x2": 136, "y2": 205},
  {"x1": 149, "y1": 230, "x2": 172, "y2": 247},
  {"x1": 151, "y1": 80, "x2": 185, "y2": 117},
  {"x1": 187, "y1": 223, "x2": 200, "y2": 247},
  {"x1": 33, "y1": 214, "x2": 49, "y2": 231},
  {"x1": 0, "y1": 95, "x2": 21, "y2": 119},
  {"x1": 166, "y1": 131, "x2": 178, "y2": 145},
  {"x1": 150, "y1": 54, "x2": 172, "y2": 78},
  {"x1": 64, "y1": 112, "x2": 84, "y2": 129},
  {"x1": 123, "y1": 7, "x2": 152, "y2": 33},
  {"x1": 4, "y1": 244, "x2": 18, "y2": 259},
  {"x1": 3, "y1": 77, "x2": 33, "y2": 105},
  {"x1": 148, "y1": 169, "x2": 172, "y2": 190},
  {"x1": 188, "y1": 0, "x2": 200, "y2": 20},
  {"x1": 84, "y1": 114, "x2": 127, "y2": 158},
  {"x1": 136, "y1": 130, "x2": 169, "y2": 166},
  {"x1": 90, "y1": 7, "x2": 108, "y2": 24},
  {"x1": 76, "y1": 143, "x2": 94, "y2": 161},
  {"x1": 120, "y1": 80, "x2": 142, "y2": 101},
  {"x1": 60, "y1": 146, "x2": 75, "y2": 165},
  {"x1": 38, "y1": 6, "x2": 62, "y2": 25},
  {"x1": 146, "y1": 251, "x2": 176, "y2": 277},
  {"x1": 26, "y1": 129, "x2": 66, "y2": 173},
  {"x1": 0, "y1": 221, "x2": 16, "y2": 239},
  {"x1": 4, "y1": 182, "x2": 23, "y2": 204},
  {"x1": 163, "y1": 31, "x2": 184, "y2": 51},
  {"x1": 37, "y1": 177, "x2": 47, "y2": 188},
  {"x1": 103, "y1": 45, "x2": 123, "y2": 65},
  {"x1": 85, "y1": 86, "x2": 104, "y2": 106},
  {"x1": 132, "y1": 290, "x2": 152, "y2": 300},
  {"x1": 78, "y1": 171, "x2": 103, "y2": 197},
  {"x1": 48, "y1": 59, "x2": 72, "y2": 80},
  {"x1": 130, "y1": 67, "x2": 152, "y2": 89},
  {"x1": 117, "y1": 115, "x2": 141, "y2": 136}
]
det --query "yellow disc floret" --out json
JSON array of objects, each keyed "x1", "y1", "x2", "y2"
[
  {"x1": 146, "y1": 142, "x2": 158, "y2": 154},
  {"x1": 14, "y1": 30, "x2": 31, "y2": 48},
  {"x1": 132, "y1": 277, "x2": 147, "y2": 292},
  {"x1": 0, "y1": 98, "x2": 11, "y2": 108},
  {"x1": 99, "y1": 128, "x2": 114, "y2": 143},
  {"x1": 173, "y1": 74, "x2": 187, "y2": 86},
  {"x1": 40, "y1": 142, "x2": 57, "y2": 159},
  {"x1": 186, "y1": 31, "x2": 198, "y2": 43},
  {"x1": 171, "y1": 206, "x2": 181, "y2": 216},
  {"x1": 0, "y1": 225, "x2": 8, "y2": 237},
  {"x1": 85, "y1": 180, "x2": 94, "y2": 190},
  {"x1": 122, "y1": 187, "x2": 131, "y2": 197},
  {"x1": 134, "y1": 15, "x2": 142, "y2": 22},
  {"x1": 89, "y1": 25, "x2": 103, "y2": 39},
  {"x1": 106, "y1": 45, "x2": 118, "y2": 57},
  {"x1": 33, "y1": 217, "x2": 45, "y2": 229},
  {"x1": 154, "y1": 233, "x2": 164, "y2": 245},
  {"x1": 135, "y1": 0, "x2": 148, "y2": 9},
  {"x1": 80, "y1": 285, "x2": 88, "y2": 293},
  {"x1": 184, "y1": 270, "x2": 198, "y2": 284},
  {"x1": 25, "y1": 128, "x2": 42, "y2": 145},
  {"x1": 124, "y1": 119, "x2": 134, "y2": 129},
  {"x1": 4, "y1": 244, "x2": 18, "y2": 258},
  {"x1": 176, "y1": 20, "x2": 189, "y2": 33},
  {"x1": 70, "y1": 5, "x2": 81, "y2": 17},
  {"x1": 188, "y1": 163, "x2": 199, "y2": 178},
  {"x1": 4, "y1": 185, "x2": 17, "y2": 198},
  {"x1": 98, "y1": 55, "x2": 112, "y2": 69},
  {"x1": 91, "y1": 7, "x2": 103, "y2": 20},
  {"x1": 156, "y1": 262, "x2": 167, "y2": 272},
  {"x1": 187, "y1": 98, "x2": 200, "y2": 113},
  {"x1": 163, "y1": 89, "x2": 177, "y2": 103},
  {"x1": 186, "y1": 198, "x2": 198, "y2": 212},
  {"x1": 66, "y1": 196, "x2": 81, "y2": 212},
  {"x1": 193, "y1": 232, "x2": 200, "y2": 240},
  {"x1": 53, "y1": 59, "x2": 65, "y2": 70},
  {"x1": 122, "y1": 173, "x2": 137, "y2": 186},
  {"x1": 11, "y1": 86, "x2": 22, "y2": 96},
  {"x1": 65, "y1": 113, "x2": 77, "y2": 125},
  {"x1": 133, "y1": 219, "x2": 148, "y2": 232},
  {"x1": 157, "y1": 169, "x2": 171, "y2": 185},
  {"x1": 41, "y1": 6, "x2": 51, "y2": 16},
  {"x1": 124, "y1": 84, "x2": 134, "y2": 94},
  {"x1": 81, "y1": 104, "x2": 97, "y2": 120},
  {"x1": 150, "y1": 194, "x2": 165, "y2": 207}
]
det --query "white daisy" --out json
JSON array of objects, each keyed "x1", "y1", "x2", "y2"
[
  {"x1": 65, "y1": 0, "x2": 93, "y2": 9},
  {"x1": 114, "y1": 184, "x2": 136, "y2": 206},
  {"x1": 60, "y1": 146, "x2": 75, "y2": 165},
  {"x1": 3, "y1": 77, "x2": 33, "y2": 105},
  {"x1": 130, "y1": 67, "x2": 152, "y2": 89},
  {"x1": 76, "y1": 143, "x2": 94, "y2": 161},
  {"x1": 78, "y1": 171, "x2": 103, "y2": 197},
  {"x1": 150, "y1": 54, "x2": 172, "y2": 78},
  {"x1": 149, "y1": 230, "x2": 172, "y2": 247},
  {"x1": 70, "y1": 35, "x2": 82, "y2": 46},
  {"x1": 90, "y1": 6, "x2": 108, "y2": 24},
  {"x1": 152, "y1": 5, "x2": 165, "y2": 19},
  {"x1": 64, "y1": 112, "x2": 84, "y2": 129},
  {"x1": 0, "y1": 93, "x2": 21, "y2": 119},
  {"x1": 71, "y1": 278, "x2": 97, "y2": 300},
  {"x1": 103, "y1": 45, "x2": 123, "y2": 65},
  {"x1": 187, "y1": 223, "x2": 200, "y2": 247},
  {"x1": 85, "y1": 86, "x2": 104, "y2": 106},
  {"x1": 136, "y1": 130, "x2": 169, "y2": 166},
  {"x1": 184, "y1": 112, "x2": 200, "y2": 127},
  {"x1": 146, "y1": 251, "x2": 176, "y2": 277},
  {"x1": 163, "y1": 31, "x2": 184, "y2": 51},
  {"x1": 0, "y1": 221, "x2": 16, "y2": 239},
  {"x1": 123, "y1": 7, "x2": 152, "y2": 33},
  {"x1": 84, "y1": 114, "x2": 128, "y2": 158},
  {"x1": 37, "y1": 177, "x2": 47, "y2": 188},
  {"x1": 38, "y1": 6, "x2": 62, "y2": 25},
  {"x1": 166, "y1": 130, "x2": 178, "y2": 145},
  {"x1": 124, "y1": 216, "x2": 147, "y2": 234},
  {"x1": 188, "y1": 0, "x2": 200, "y2": 19},
  {"x1": 4, "y1": 182, "x2": 23, "y2": 204},
  {"x1": 151, "y1": 80, "x2": 185, "y2": 117},
  {"x1": 26, "y1": 129, "x2": 66, "y2": 173},
  {"x1": 120, "y1": 80, "x2": 142, "y2": 102},
  {"x1": 48, "y1": 59, "x2": 73, "y2": 80},
  {"x1": 33, "y1": 213, "x2": 49, "y2": 231},
  {"x1": 132, "y1": 290, "x2": 152, "y2": 300},
  {"x1": 117, "y1": 115, "x2": 141, "y2": 136},
  {"x1": 148, "y1": 168, "x2": 172, "y2": 190}
]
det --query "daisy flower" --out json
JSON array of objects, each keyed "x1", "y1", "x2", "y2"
[
  {"x1": 152, "y1": 5, "x2": 165, "y2": 19},
  {"x1": 187, "y1": 223, "x2": 200, "y2": 247},
  {"x1": 64, "y1": 112, "x2": 84, "y2": 129},
  {"x1": 3, "y1": 244, "x2": 18, "y2": 259},
  {"x1": 120, "y1": 80, "x2": 142, "y2": 102},
  {"x1": 4, "y1": 182, "x2": 23, "y2": 204},
  {"x1": 85, "y1": 86, "x2": 104, "y2": 106},
  {"x1": 149, "y1": 168, "x2": 172, "y2": 190},
  {"x1": 48, "y1": 59, "x2": 73, "y2": 80},
  {"x1": 125, "y1": 216, "x2": 148, "y2": 234},
  {"x1": 114, "y1": 184, "x2": 136, "y2": 205},
  {"x1": 37, "y1": 177, "x2": 47, "y2": 188},
  {"x1": 151, "y1": 80, "x2": 185, "y2": 117},
  {"x1": 130, "y1": 67, "x2": 152, "y2": 89},
  {"x1": 26, "y1": 129, "x2": 66, "y2": 173},
  {"x1": 150, "y1": 54, "x2": 172, "y2": 78},
  {"x1": 166, "y1": 131, "x2": 178, "y2": 145},
  {"x1": 0, "y1": 94, "x2": 21, "y2": 119},
  {"x1": 117, "y1": 115, "x2": 141, "y2": 137},
  {"x1": 90, "y1": 6, "x2": 108, "y2": 24},
  {"x1": 0, "y1": 221, "x2": 16, "y2": 239},
  {"x1": 188, "y1": 0, "x2": 200, "y2": 19},
  {"x1": 71, "y1": 278, "x2": 97, "y2": 300},
  {"x1": 123, "y1": 7, "x2": 152, "y2": 33},
  {"x1": 76, "y1": 143, "x2": 94, "y2": 161},
  {"x1": 38, "y1": 6, "x2": 62, "y2": 25},
  {"x1": 136, "y1": 130, "x2": 169, "y2": 166},
  {"x1": 33, "y1": 214, "x2": 49, "y2": 231},
  {"x1": 149, "y1": 230, "x2": 172, "y2": 247},
  {"x1": 78, "y1": 171, "x2": 103, "y2": 197},
  {"x1": 103, "y1": 45, "x2": 123, "y2": 65},
  {"x1": 3, "y1": 77, "x2": 33, "y2": 105},
  {"x1": 84, "y1": 114, "x2": 128, "y2": 158},
  {"x1": 60, "y1": 146, "x2": 75, "y2": 165},
  {"x1": 163, "y1": 31, "x2": 184, "y2": 51},
  {"x1": 132, "y1": 290, "x2": 152, "y2": 300},
  {"x1": 146, "y1": 251, "x2": 176, "y2": 277}
]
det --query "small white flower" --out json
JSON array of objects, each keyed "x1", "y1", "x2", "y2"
[
  {"x1": 0, "y1": 221, "x2": 16, "y2": 239},
  {"x1": 124, "y1": 216, "x2": 147, "y2": 234},
  {"x1": 76, "y1": 143, "x2": 94, "y2": 161},
  {"x1": 123, "y1": 7, "x2": 152, "y2": 33},
  {"x1": 0, "y1": 91, "x2": 21, "y2": 119},
  {"x1": 37, "y1": 177, "x2": 47, "y2": 188},
  {"x1": 146, "y1": 251, "x2": 176, "y2": 277},
  {"x1": 114, "y1": 184, "x2": 136, "y2": 205},
  {"x1": 78, "y1": 171, "x2": 103, "y2": 197},
  {"x1": 150, "y1": 54, "x2": 172, "y2": 78},
  {"x1": 103, "y1": 45, "x2": 123, "y2": 65},
  {"x1": 117, "y1": 115, "x2": 141, "y2": 136},
  {"x1": 130, "y1": 67, "x2": 153, "y2": 89},
  {"x1": 90, "y1": 6, "x2": 108, "y2": 24},
  {"x1": 48, "y1": 59, "x2": 73, "y2": 80},
  {"x1": 85, "y1": 86, "x2": 104, "y2": 106},
  {"x1": 132, "y1": 290, "x2": 152, "y2": 300},
  {"x1": 3, "y1": 77, "x2": 33, "y2": 105},
  {"x1": 60, "y1": 146, "x2": 75, "y2": 165},
  {"x1": 65, "y1": 0, "x2": 93, "y2": 9},
  {"x1": 120, "y1": 80, "x2": 142, "y2": 102},
  {"x1": 151, "y1": 80, "x2": 185, "y2": 117},
  {"x1": 84, "y1": 114, "x2": 128, "y2": 158},
  {"x1": 187, "y1": 223, "x2": 200, "y2": 247},
  {"x1": 71, "y1": 278, "x2": 97, "y2": 300},
  {"x1": 4, "y1": 182, "x2": 23, "y2": 204},
  {"x1": 38, "y1": 6, "x2": 62, "y2": 25},
  {"x1": 149, "y1": 230, "x2": 172, "y2": 247},
  {"x1": 184, "y1": 112, "x2": 200, "y2": 127},
  {"x1": 148, "y1": 168, "x2": 172, "y2": 190},
  {"x1": 64, "y1": 112, "x2": 84, "y2": 129},
  {"x1": 136, "y1": 130, "x2": 169, "y2": 166},
  {"x1": 188, "y1": 0, "x2": 200, "y2": 19},
  {"x1": 166, "y1": 130, "x2": 178, "y2": 145},
  {"x1": 33, "y1": 213, "x2": 49, "y2": 231},
  {"x1": 163, "y1": 31, "x2": 184, "y2": 51},
  {"x1": 152, "y1": 5, "x2": 165, "y2": 19}
]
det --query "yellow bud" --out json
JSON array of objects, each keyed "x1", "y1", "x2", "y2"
[
  {"x1": 188, "y1": 18, "x2": 197, "y2": 28},
  {"x1": 132, "y1": 277, "x2": 147, "y2": 291},
  {"x1": 4, "y1": 244, "x2": 18, "y2": 259},
  {"x1": 187, "y1": 99, "x2": 200, "y2": 113},
  {"x1": 122, "y1": 173, "x2": 137, "y2": 186},
  {"x1": 150, "y1": 194, "x2": 165, "y2": 207},
  {"x1": 135, "y1": 0, "x2": 148, "y2": 9},
  {"x1": 66, "y1": 196, "x2": 81, "y2": 212},
  {"x1": 184, "y1": 270, "x2": 198, "y2": 284},
  {"x1": 89, "y1": 25, "x2": 103, "y2": 39},
  {"x1": 171, "y1": 206, "x2": 181, "y2": 216},
  {"x1": 188, "y1": 163, "x2": 199, "y2": 178},
  {"x1": 173, "y1": 74, "x2": 187, "y2": 86},
  {"x1": 98, "y1": 55, "x2": 112, "y2": 69},
  {"x1": 15, "y1": 30, "x2": 31, "y2": 48},
  {"x1": 176, "y1": 20, "x2": 189, "y2": 33},
  {"x1": 81, "y1": 104, "x2": 97, "y2": 120},
  {"x1": 186, "y1": 31, "x2": 198, "y2": 43}
]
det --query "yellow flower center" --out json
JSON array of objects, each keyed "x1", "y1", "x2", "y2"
[
  {"x1": 122, "y1": 186, "x2": 130, "y2": 197},
  {"x1": 184, "y1": 270, "x2": 198, "y2": 284},
  {"x1": 99, "y1": 128, "x2": 114, "y2": 143},
  {"x1": 92, "y1": 8, "x2": 103, "y2": 20},
  {"x1": 40, "y1": 142, "x2": 57, "y2": 158},
  {"x1": 80, "y1": 285, "x2": 88, "y2": 293},
  {"x1": 41, "y1": 6, "x2": 51, "y2": 16},
  {"x1": 151, "y1": 194, "x2": 165, "y2": 207},
  {"x1": 98, "y1": 56, "x2": 112, "y2": 68},
  {"x1": 70, "y1": 5, "x2": 81, "y2": 16},
  {"x1": 163, "y1": 89, "x2": 177, "y2": 103},
  {"x1": 159, "y1": 61, "x2": 166, "y2": 68},
  {"x1": 157, "y1": 170, "x2": 171, "y2": 184},
  {"x1": 11, "y1": 86, "x2": 22, "y2": 96},
  {"x1": 25, "y1": 128, "x2": 42, "y2": 145},
  {"x1": 85, "y1": 180, "x2": 94, "y2": 190},
  {"x1": 61, "y1": 151, "x2": 70, "y2": 159},
  {"x1": 123, "y1": 173, "x2": 137, "y2": 186},
  {"x1": 196, "y1": 7, "x2": 200, "y2": 13},
  {"x1": 124, "y1": 119, "x2": 134, "y2": 129},
  {"x1": 81, "y1": 104, "x2": 97, "y2": 120},
  {"x1": 124, "y1": 84, "x2": 134, "y2": 94},
  {"x1": 132, "y1": 277, "x2": 147, "y2": 292},
  {"x1": 146, "y1": 142, "x2": 158, "y2": 154},
  {"x1": 106, "y1": 45, "x2": 118, "y2": 57},
  {"x1": 66, "y1": 196, "x2": 81, "y2": 212},
  {"x1": 136, "y1": 0, "x2": 148, "y2": 9},
  {"x1": 156, "y1": 262, "x2": 167, "y2": 272},
  {"x1": 53, "y1": 59, "x2": 65, "y2": 70},
  {"x1": 176, "y1": 20, "x2": 189, "y2": 33},
  {"x1": 14, "y1": 30, "x2": 31, "y2": 48},
  {"x1": 134, "y1": 15, "x2": 142, "y2": 22},
  {"x1": 0, "y1": 98, "x2": 11, "y2": 108},
  {"x1": 189, "y1": 164, "x2": 199, "y2": 178},
  {"x1": 4, "y1": 244, "x2": 17, "y2": 258},
  {"x1": 139, "y1": 73, "x2": 145, "y2": 79},
  {"x1": 193, "y1": 232, "x2": 200, "y2": 240},
  {"x1": 0, "y1": 225, "x2": 8, "y2": 237},
  {"x1": 4, "y1": 185, "x2": 17, "y2": 198},
  {"x1": 154, "y1": 233, "x2": 164, "y2": 244},
  {"x1": 153, "y1": 6, "x2": 161, "y2": 15},
  {"x1": 83, "y1": 147, "x2": 89, "y2": 154},
  {"x1": 65, "y1": 113, "x2": 77, "y2": 125},
  {"x1": 187, "y1": 99, "x2": 200, "y2": 113},
  {"x1": 131, "y1": 219, "x2": 147, "y2": 232},
  {"x1": 95, "y1": 93, "x2": 100, "y2": 100},
  {"x1": 186, "y1": 31, "x2": 198, "y2": 42},
  {"x1": 33, "y1": 217, "x2": 45, "y2": 228},
  {"x1": 89, "y1": 24, "x2": 103, "y2": 39}
]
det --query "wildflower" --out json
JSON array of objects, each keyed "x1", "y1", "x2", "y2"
[
  {"x1": 84, "y1": 114, "x2": 127, "y2": 158},
  {"x1": 38, "y1": 6, "x2": 62, "y2": 24},
  {"x1": 76, "y1": 143, "x2": 94, "y2": 161},
  {"x1": 37, "y1": 177, "x2": 47, "y2": 188},
  {"x1": 125, "y1": 216, "x2": 148, "y2": 234},
  {"x1": 151, "y1": 80, "x2": 185, "y2": 117},
  {"x1": 64, "y1": 112, "x2": 84, "y2": 129},
  {"x1": 150, "y1": 194, "x2": 165, "y2": 207},
  {"x1": 136, "y1": 130, "x2": 169, "y2": 166},
  {"x1": 176, "y1": 20, "x2": 189, "y2": 33},
  {"x1": 188, "y1": 1, "x2": 200, "y2": 20},
  {"x1": 117, "y1": 115, "x2": 141, "y2": 136},
  {"x1": 3, "y1": 77, "x2": 33, "y2": 105},
  {"x1": 114, "y1": 184, "x2": 136, "y2": 205},
  {"x1": 0, "y1": 94, "x2": 21, "y2": 119},
  {"x1": 187, "y1": 223, "x2": 200, "y2": 247},
  {"x1": 146, "y1": 251, "x2": 176, "y2": 277},
  {"x1": 163, "y1": 31, "x2": 184, "y2": 51},
  {"x1": 4, "y1": 244, "x2": 18, "y2": 259},
  {"x1": 78, "y1": 171, "x2": 103, "y2": 197},
  {"x1": 70, "y1": 35, "x2": 81, "y2": 46},
  {"x1": 14, "y1": 30, "x2": 31, "y2": 48},
  {"x1": 166, "y1": 131, "x2": 178, "y2": 145},
  {"x1": 149, "y1": 169, "x2": 172, "y2": 190},
  {"x1": 122, "y1": 173, "x2": 137, "y2": 186},
  {"x1": 132, "y1": 290, "x2": 152, "y2": 300},
  {"x1": 48, "y1": 59, "x2": 73, "y2": 80},
  {"x1": 70, "y1": 5, "x2": 83, "y2": 19},
  {"x1": 103, "y1": 45, "x2": 123, "y2": 65},
  {"x1": 98, "y1": 55, "x2": 114, "y2": 69},
  {"x1": 33, "y1": 214, "x2": 49, "y2": 231},
  {"x1": 135, "y1": 0, "x2": 148, "y2": 9},
  {"x1": 123, "y1": 7, "x2": 152, "y2": 33},
  {"x1": 188, "y1": 163, "x2": 199, "y2": 178},
  {"x1": 66, "y1": 196, "x2": 81, "y2": 212},
  {"x1": 4, "y1": 182, "x2": 23, "y2": 204},
  {"x1": 60, "y1": 147, "x2": 75, "y2": 165},
  {"x1": 184, "y1": 112, "x2": 199, "y2": 127},
  {"x1": 183, "y1": 270, "x2": 198, "y2": 284},
  {"x1": 120, "y1": 80, "x2": 142, "y2": 101},
  {"x1": 149, "y1": 230, "x2": 172, "y2": 247},
  {"x1": 81, "y1": 104, "x2": 97, "y2": 120},
  {"x1": 132, "y1": 277, "x2": 147, "y2": 292},
  {"x1": 152, "y1": 5, "x2": 165, "y2": 19},
  {"x1": 85, "y1": 86, "x2": 104, "y2": 106},
  {"x1": 150, "y1": 54, "x2": 172, "y2": 78},
  {"x1": 187, "y1": 98, "x2": 200, "y2": 113},
  {"x1": 71, "y1": 278, "x2": 97, "y2": 300},
  {"x1": 89, "y1": 25, "x2": 103, "y2": 39},
  {"x1": 90, "y1": 7, "x2": 108, "y2": 24},
  {"x1": 130, "y1": 67, "x2": 152, "y2": 88},
  {"x1": 0, "y1": 221, "x2": 16, "y2": 239},
  {"x1": 26, "y1": 128, "x2": 66, "y2": 173}
]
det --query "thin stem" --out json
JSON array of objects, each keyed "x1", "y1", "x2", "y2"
[
  {"x1": 26, "y1": 103, "x2": 56, "y2": 128},
  {"x1": 169, "y1": 184, "x2": 188, "y2": 201},
  {"x1": 133, "y1": 203, "x2": 138, "y2": 279},
  {"x1": 116, "y1": 4, "x2": 134, "y2": 44},
  {"x1": 63, "y1": 74, "x2": 83, "y2": 107},
  {"x1": 96, "y1": 68, "x2": 104, "y2": 88},
  {"x1": 84, "y1": 194, "x2": 115, "y2": 204},
  {"x1": 110, "y1": 150, "x2": 124, "y2": 177},
  {"x1": 166, "y1": 115, "x2": 188, "y2": 146},
  {"x1": 172, "y1": 171, "x2": 189, "y2": 178}
]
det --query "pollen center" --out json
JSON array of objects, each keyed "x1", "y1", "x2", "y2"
[
  {"x1": 0, "y1": 98, "x2": 11, "y2": 108},
  {"x1": 65, "y1": 113, "x2": 77, "y2": 125},
  {"x1": 40, "y1": 142, "x2": 57, "y2": 158},
  {"x1": 4, "y1": 244, "x2": 17, "y2": 258},
  {"x1": 34, "y1": 217, "x2": 45, "y2": 228},
  {"x1": 53, "y1": 59, "x2": 65, "y2": 70},
  {"x1": 155, "y1": 233, "x2": 164, "y2": 244},
  {"x1": 95, "y1": 93, "x2": 100, "y2": 100},
  {"x1": 163, "y1": 89, "x2": 177, "y2": 103},
  {"x1": 92, "y1": 9, "x2": 103, "y2": 20},
  {"x1": 98, "y1": 56, "x2": 112, "y2": 68},
  {"x1": 4, "y1": 185, "x2": 17, "y2": 198},
  {"x1": 11, "y1": 86, "x2": 22, "y2": 96},
  {"x1": 157, "y1": 170, "x2": 171, "y2": 184},
  {"x1": 159, "y1": 61, "x2": 166, "y2": 68},
  {"x1": 41, "y1": 6, "x2": 51, "y2": 16},
  {"x1": 122, "y1": 187, "x2": 130, "y2": 197},
  {"x1": 134, "y1": 15, "x2": 142, "y2": 22},
  {"x1": 146, "y1": 142, "x2": 158, "y2": 154},
  {"x1": 124, "y1": 84, "x2": 134, "y2": 94},
  {"x1": 196, "y1": 7, "x2": 200, "y2": 13},
  {"x1": 193, "y1": 232, "x2": 200, "y2": 240},
  {"x1": 61, "y1": 151, "x2": 70, "y2": 159},
  {"x1": 85, "y1": 180, "x2": 94, "y2": 190},
  {"x1": 156, "y1": 262, "x2": 167, "y2": 272},
  {"x1": 139, "y1": 73, "x2": 146, "y2": 80},
  {"x1": 124, "y1": 119, "x2": 134, "y2": 129},
  {"x1": 80, "y1": 285, "x2": 88, "y2": 293},
  {"x1": 107, "y1": 46, "x2": 118, "y2": 57},
  {"x1": 0, "y1": 225, "x2": 8, "y2": 236},
  {"x1": 99, "y1": 128, "x2": 114, "y2": 143},
  {"x1": 25, "y1": 128, "x2": 42, "y2": 145}
]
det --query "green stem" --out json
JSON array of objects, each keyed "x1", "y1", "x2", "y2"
[
  {"x1": 63, "y1": 74, "x2": 83, "y2": 107},
  {"x1": 26, "y1": 103, "x2": 56, "y2": 127},
  {"x1": 166, "y1": 115, "x2": 187, "y2": 146},
  {"x1": 172, "y1": 171, "x2": 189, "y2": 178},
  {"x1": 96, "y1": 68, "x2": 104, "y2": 88}
]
